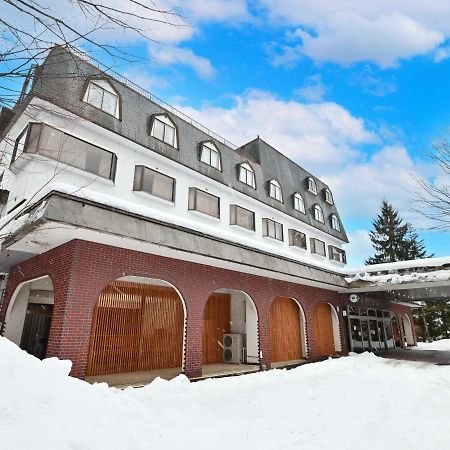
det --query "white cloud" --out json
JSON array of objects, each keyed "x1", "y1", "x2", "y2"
[
  {"x1": 295, "y1": 75, "x2": 327, "y2": 102},
  {"x1": 149, "y1": 45, "x2": 216, "y2": 79},
  {"x1": 180, "y1": 89, "x2": 377, "y2": 172},
  {"x1": 344, "y1": 229, "x2": 373, "y2": 267},
  {"x1": 180, "y1": 91, "x2": 434, "y2": 230},
  {"x1": 323, "y1": 145, "x2": 423, "y2": 220},
  {"x1": 261, "y1": 1, "x2": 450, "y2": 67},
  {"x1": 179, "y1": 0, "x2": 250, "y2": 22}
]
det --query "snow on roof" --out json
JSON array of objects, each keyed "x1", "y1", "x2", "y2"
[
  {"x1": 345, "y1": 269, "x2": 450, "y2": 286},
  {"x1": 346, "y1": 256, "x2": 450, "y2": 275}
]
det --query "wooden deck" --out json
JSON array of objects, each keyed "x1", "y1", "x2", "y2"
[{"x1": 85, "y1": 363, "x2": 260, "y2": 388}]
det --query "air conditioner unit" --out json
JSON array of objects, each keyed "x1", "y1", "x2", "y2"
[{"x1": 223, "y1": 333, "x2": 244, "y2": 364}]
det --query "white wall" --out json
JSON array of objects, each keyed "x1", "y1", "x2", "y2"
[
  {"x1": 0, "y1": 98, "x2": 345, "y2": 270},
  {"x1": 4, "y1": 284, "x2": 30, "y2": 345}
]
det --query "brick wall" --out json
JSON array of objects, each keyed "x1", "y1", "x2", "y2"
[{"x1": 1, "y1": 239, "x2": 348, "y2": 379}]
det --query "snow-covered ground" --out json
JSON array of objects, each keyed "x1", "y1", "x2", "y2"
[
  {"x1": 417, "y1": 339, "x2": 450, "y2": 351},
  {"x1": 1, "y1": 337, "x2": 450, "y2": 450}
]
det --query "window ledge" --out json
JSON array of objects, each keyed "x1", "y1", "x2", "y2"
[
  {"x1": 132, "y1": 190, "x2": 175, "y2": 207},
  {"x1": 188, "y1": 208, "x2": 221, "y2": 222},
  {"x1": 230, "y1": 224, "x2": 256, "y2": 234}
]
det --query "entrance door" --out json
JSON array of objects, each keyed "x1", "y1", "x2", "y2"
[
  {"x1": 20, "y1": 303, "x2": 53, "y2": 359},
  {"x1": 314, "y1": 303, "x2": 335, "y2": 357},
  {"x1": 87, "y1": 282, "x2": 184, "y2": 376},
  {"x1": 203, "y1": 293, "x2": 231, "y2": 364},
  {"x1": 269, "y1": 297, "x2": 302, "y2": 363}
]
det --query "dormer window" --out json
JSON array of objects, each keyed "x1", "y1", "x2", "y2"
[
  {"x1": 269, "y1": 179, "x2": 283, "y2": 202},
  {"x1": 239, "y1": 162, "x2": 256, "y2": 188},
  {"x1": 331, "y1": 214, "x2": 341, "y2": 232},
  {"x1": 150, "y1": 114, "x2": 178, "y2": 148},
  {"x1": 83, "y1": 79, "x2": 119, "y2": 118},
  {"x1": 293, "y1": 192, "x2": 305, "y2": 214},
  {"x1": 307, "y1": 177, "x2": 317, "y2": 194},
  {"x1": 313, "y1": 204, "x2": 324, "y2": 223},
  {"x1": 200, "y1": 141, "x2": 221, "y2": 170},
  {"x1": 325, "y1": 188, "x2": 334, "y2": 205}
]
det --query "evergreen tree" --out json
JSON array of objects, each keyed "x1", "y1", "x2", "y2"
[{"x1": 366, "y1": 200, "x2": 429, "y2": 264}]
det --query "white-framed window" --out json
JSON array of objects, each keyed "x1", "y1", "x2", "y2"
[
  {"x1": 288, "y1": 229, "x2": 307, "y2": 249},
  {"x1": 269, "y1": 179, "x2": 283, "y2": 202},
  {"x1": 313, "y1": 204, "x2": 324, "y2": 223},
  {"x1": 310, "y1": 238, "x2": 326, "y2": 257},
  {"x1": 329, "y1": 245, "x2": 346, "y2": 263},
  {"x1": 307, "y1": 177, "x2": 317, "y2": 194},
  {"x1": 188, "y1": 187, "x2": 220, "y2": 218},
  {"x1": 200, "y1": 141, "x2": 221, "y2": 170},
  {"x1": 262, "y1": 218, "x2": 283, "y2": 241},
  {"x1": 230, "y1": 204, "x2": 255, "y2": 231},
  {"x1": 133, "y1": 166, "x2": 175, "y2": 203},
  {"x1": 331, "y1": 214, "x2": 341, "y2": 232},
  {"x1": 151, "y1": 114, "x2": 178, "y2": 148},
  {"x1": 83, "y1": 79, "x2": 119, "y2": 118},
  {"x1": 293, "y1": 192, "x2": 305, "y2": 214},
  {"x1": 325, "y1": 188, "x2": 334, "y2": 205},
  {"x1": 239, "y1": 162, "x2": 256, "y2": 188}
]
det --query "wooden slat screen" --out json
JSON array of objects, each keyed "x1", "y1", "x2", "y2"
[
  {"x1": 269, "y1": 297, "x2": 302, "y2": 363},
  {"x1": 202, "y1": 293, "x2": 231, "y2": 364},
  {"x1": 313, "y1": 303, "x2": 335, "y2": 357},
  {"x1": 87, "y1": 281, "x2": 184, "y2": 376}
]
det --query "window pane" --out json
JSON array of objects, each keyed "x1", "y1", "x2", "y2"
[
  {"x1": 163, "y1": 123, "x2": 175, "y2": 146},
  {"x1": 26, "y1": 124, "x2": 41, "y2": 154},
  {"x1": 152, "y1": 171, "x2": 174, "y2": 201},
  {"x1": 316, "y1": 240, "x2": 326, "y2": 256},
  {"x1": 102, "y1": 90, "x2": 118, "y2": 116},
  {"x1": 275, "y1": 222, "x2": 283, "y2": 240},
  {"x1": 239, "y1": 167, "x2": 247, "y2": 183},
  {"x1": 87, "y1": 83, "x2": 103, "y2": 109},
  {"x1": 32, "y1": 124, "x2": 115, "y2": 179},
  {"x1": 152, "y1": 118, "x2": 165, "y2": 141},
  {"x1": 210, "y1": 149, "x2": 219, "y2": 169},
  {"x1": 38, "y1": 125, "x2": 63, "y2": 159},
  {"x1": 235, "y1": 206, "x2": 254, "y2": 230},
  {"x1": 190, "y1": 188, "x2": 219, "y2": 217},
  {"x1": 290, "y1": 230, "x2": 306, "y2": 249},
  {"x1": 201, "y1": 147, "x2": 211, "y2": 164},
  {"x1": 137, "y1": 167, "x2": 174, "y2": 202},
  {"x1": 268, "y1": 219, "x2": 275, "y2": 238},
  {"x1": 60, "y1": 134, "x2": 87, "y2": 169}
]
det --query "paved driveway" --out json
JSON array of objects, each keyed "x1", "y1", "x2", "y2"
[{"x1": 379, "y1": 348, "x2": 450, "y2": 365}]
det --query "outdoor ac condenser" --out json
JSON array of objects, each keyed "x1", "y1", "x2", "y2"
[{"x1": 223, "y1": 333, "x2": 244, "y2": 364}]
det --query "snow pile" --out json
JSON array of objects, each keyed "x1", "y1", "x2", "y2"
[
  {"x1": 345, "y1": 269, "x2": 450, "y2": 285},
  {"x1": 417, "y1": 339, "x2": 450, "y2": 351},
  {"x1": 1, "y1": 337, "x2": 450, "y2": 450}
]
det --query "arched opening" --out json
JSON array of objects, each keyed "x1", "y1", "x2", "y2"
[
  {"x1": 313, "y1": 303, "x2": 341, "y2": 357},
  {"x1": 401, "y1": 314, "x2": 415, "y2": 347},
  {"x1": 202, "y1": 289, "x2": 259, "y2": 376},
  {"x1": 3, "y1": 275, "x2": 54, "y2": 359},
  {"x1": 269, "y1": 297, "x2": 307, "y2": 366},
  {"x1": 86, "y1": 276, "x2": 186, "y2": 384}
]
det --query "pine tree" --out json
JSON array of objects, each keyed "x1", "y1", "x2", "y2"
[{"x1": 365, "y1": 200, "x2": 429, "y2": 265}]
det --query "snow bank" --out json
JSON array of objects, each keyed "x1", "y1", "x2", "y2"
[
  {"x1": 1, "y1": 337, "x2": 450, "y2": 450},
  {"x1": 417, "y1": 339, "x2": 450, "y2": 351}
]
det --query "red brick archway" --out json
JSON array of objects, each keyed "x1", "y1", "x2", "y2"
[{"x1": 1, "y1": 239, "x2": 344, "y2": 378}]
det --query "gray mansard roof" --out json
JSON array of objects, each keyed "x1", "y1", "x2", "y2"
[{"x1": 9, "y1": 46, "x2": 349, "y2": 243}]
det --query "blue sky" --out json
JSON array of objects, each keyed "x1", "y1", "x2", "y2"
[{"x1": 5, "y1": 0, "x2": 450, "y2": 266}]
